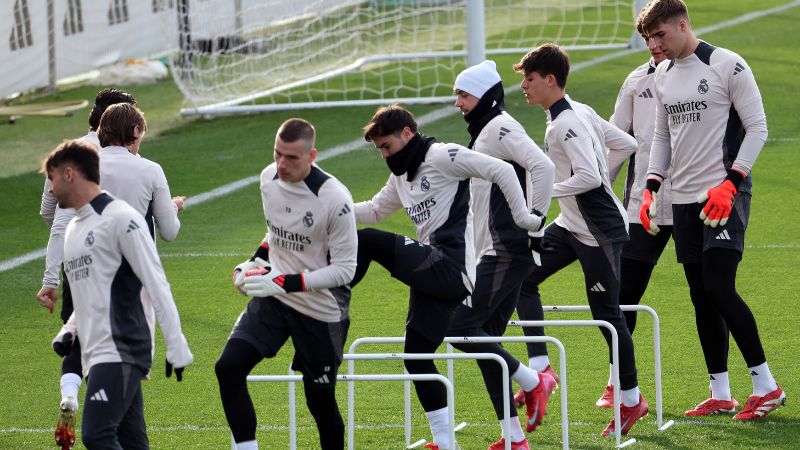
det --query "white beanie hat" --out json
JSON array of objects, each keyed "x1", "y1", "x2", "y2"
[{"x1": 454, "y1": 60, "x2": 502, "y2": 99}]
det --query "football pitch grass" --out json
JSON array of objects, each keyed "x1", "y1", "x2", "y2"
[{"x1": 1, "y1": 1, "x2": 799, "y2": 448}]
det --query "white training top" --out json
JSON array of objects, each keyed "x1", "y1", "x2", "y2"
[
  {"x1": 63, "y1": 193, "x2": 192, "y2": 377},
  {"x1": 40, "y1": 131, "x2": 99, "y2": 288},
  {"x1": 648, "y1": 41, "x2": 768, "y2": 203},
  {"x1": 544, "y1": 95, "x2": 636, "y2": 246},
  {"x1": 99, "y1": 146, "x2": 181, "y2": 241},
  {"x1": 610, "y1": 58, "x2": 674, "y2": 225},
  {"x1": 355, "y1": 141, "x2": 540, "y2": 292},
  {"x1": 470, "y1": 111, "x2": 554, "y2": 260},
  {"x1": 259, "y1": 164, "x2": 358, "y2": 323}
]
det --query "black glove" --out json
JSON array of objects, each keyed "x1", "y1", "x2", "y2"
[
  {"x1": 52, "y1": 332, "x2": 75, "y2": 357},
  {"x1": 529, "y1": 236, "x2": 554, "y2": 255},
  {"x1": 165, "y1": 359, "x2": 184, "y2": 382}
]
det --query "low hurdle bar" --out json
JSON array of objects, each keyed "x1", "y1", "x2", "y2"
[
  {"x1": 542, "y1": 305, "x2": 674, "y2": 432},
  {"x1": 243, "y1": 371, "x2": 454, "y2": 450},
  {"x1": 348, "y1": 336, "x2": 568, "y2": 450},
  {"x1": 507, "y1": 319, "x2": 634, "y2": 448}
]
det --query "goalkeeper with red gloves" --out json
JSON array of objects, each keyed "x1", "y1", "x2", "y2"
[
  {"x1": 216, "y1": 118, "x2": 358, "y2": 450},
  {"x1": 639, "y1": 0, "x2": 783, "y2": 420}
]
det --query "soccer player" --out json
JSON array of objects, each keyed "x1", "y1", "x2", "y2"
[
  {"x1": 36, "y1": 88, "x2": 137, "y2": 449},
  {"x1": 594, "y1": 17, "x2": 674, "y2": 409},
  {"x1": 637, "y1": 0, "x2": 784, "y2": 419},
  {"x1": 216, "y1": 118, "x2": 357, "y2": 450},
  {"x1": 43, "y1": 139, "x2": 193, "y2": 449},
  {"x1": 512, "y1": 44, "x2": 649, "y2": 436},
  {"x1": 449, "y1": 60, "x2": 555, "y2": 450},
  {"x1": 351, "y1": 104, "x2": 546, "y2": 450}
]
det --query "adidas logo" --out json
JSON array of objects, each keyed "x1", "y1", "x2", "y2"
[
  {"x1": 447, "y1": 147, "x2": 459, "y2": 162},
  {"x1": 638, "y1": 88, "x2": 654, "y2": 99},
  {"x1": 403, "y1": 237, "x2": 420, "y2": 246},
  {"x1": 710, "y1": 375, "x2": 716, "y2": 380},
  {"x1": 715, "y1": 230, "x2": 731, "y2": 240},
  {"x1": 498, "y1": 127, "x2": 511, "y2": 141},
  {"x1": 90, "y1": 389, "x2": 109, "y2": 402},
  {"x1": 127, "y1": 220, "x2": 140, "y2": 233},
  {"x1": 589, "y1": 282, "x2": 606, "y2": 293},
  {"x1": 462, "y1": 295, "x2": 472, "y2": 308},
  {"x1": 564, "y1": 129, "x2": 578, "y2": 141},
  {"x1": 338, "y1": 204, "x2": 351, "y2": 216},
  {"x1": 750, "y1": 370, "x2": 759, "y2": 376},
  {"x1": 734, "y1": 62, "x2": 745, "y2": 75},
  {"x1": 313, "y1": 374, "x2": 331, "y2": 384}
]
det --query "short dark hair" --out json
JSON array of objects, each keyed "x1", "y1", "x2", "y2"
[
  {"x1": 277, "y1": 118, "x2": 316, "y2": 151},
  {"x1": 636, "y1": 0, "x2": 689, "y2": 35},
  {"x1": 363, "y1": 104, "x2": 417, "y2": 142},
  {"x1": 43, "y1": 139, "x2": 100, "y2": 184},
  {"x1": 97, "y1": 103, "x2": 147, "y2": 148},
  {"x1": 513, "y1": 43, "x2": 570, "y2": 89},
  {"x1": 88, "y1": 88, "x2": 136, "y2": 130}
]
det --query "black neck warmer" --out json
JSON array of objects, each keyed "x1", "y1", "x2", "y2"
[
  {"x1": 464, "y1": 81, "x2": 505, "y2": 148},
  {"x1": 386, "y1": 133, "x2": 436, "y2": 181}
]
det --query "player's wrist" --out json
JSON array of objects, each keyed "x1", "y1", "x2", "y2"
[
  {"x1": 252, "y1": 242, "x2": 270, "y2": 262},
  {"x1": 645, "y1": 177, "x2": 662, "y2": 193},
  {"x1": 282, "y1": 274, "x2": 305, "y2": 293},
  {"x1": 724, "y1": 168, "x2": 745, "y2": 191}
]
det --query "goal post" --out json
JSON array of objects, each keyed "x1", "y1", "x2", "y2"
[{"x1": 168, "y1": 0, "x2": 642, "y2": 116}]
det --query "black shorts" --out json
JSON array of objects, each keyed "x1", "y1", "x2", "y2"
[
  {"x1": 384, "y1": 234, "x2": 470, "y2": 343},
  {"x1": 672, "y1": 193, "x2": 750, "y2": 264},
  {"x1": 621, "y1": 223, "x2": 674, "y2": 265},
  {"x1": 231, "y1": 297, "x2": 348, "y2": 388}
]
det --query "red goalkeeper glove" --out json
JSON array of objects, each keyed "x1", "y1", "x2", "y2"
[
  {"x1": 639, "y1": 178, "x2": 661, "y2": 236},
  {"x1": 697, "y1": 169, "x2": 744, "y2": 228}
]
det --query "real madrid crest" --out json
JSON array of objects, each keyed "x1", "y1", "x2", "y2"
[
  {"x1": 303, "y1": 211, "x2": 314, "y2": 227},
  {"x1": 698, "y1": 78, "x2": 709, "y2": 94},
  {"x1": 85, "y1": 230, "x2": 95, "y2": 247},
  {"x1": 421, "y1": 176, "x2": 430, "y2": 192}
]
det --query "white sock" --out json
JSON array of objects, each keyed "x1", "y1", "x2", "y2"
[
  {"x1": 506, "y1": 417, "x2": 525, "y2": 443},
  {"x1": 235, "y1": 440, "x2": 258, "y2": 450},
  {"x1": 749, "y1": 362, "x2": 778, "y2": 396},
  {"x1": 512, "y1": 364, "x2": 539, "y2": 391},
  {"x1": 60, "y1": 373, "x2": 82, "y2": 407},
  {"x1": 709, "y1": 372, "x2": 731, "y2": 401},
  {"x1": 607, "y1": 364, "x2": 614, "y2": 386},
  {"x1": 621, "y1": 386, "x2": 640, "y2": 407},
  {"x1": 426, "y1": 407, "x2": 452, "y2": 449},
  {"x1": 528, "y1": 355, "x2": 550, "y2": 372}
]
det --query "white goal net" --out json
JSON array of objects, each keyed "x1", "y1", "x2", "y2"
[{"x1": 167, "y1": 0, "x2": 638, "y2": 115}]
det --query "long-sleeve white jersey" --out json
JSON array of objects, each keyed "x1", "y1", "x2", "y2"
[
  {"x1": 610, "y1": 58, "x2": 674, "y2": 225},
  {"x1": 40, "y1": 131, "x2": 100, "y2": 288},
  {"x1": 648, "y1": 41, "x2": 768, "y2": 202},
  {"x1": 63, "y1": 193, "x2": 192, "y2": 377},
  {"x1": 259, "y1": 164, "x2": 357, "y2": 323},
  {"x1": 471, "y1": 112, "x2": 554, "y2": 260},
  {"x1": 99, "y1": 146, "x2": 181, "y2": 241},
  {"x1": 545, "y1": 95, "x2": 636, "y2": 246},
  {"x1": 355, "y1": 141, "x2": 537, "y2": 291}
]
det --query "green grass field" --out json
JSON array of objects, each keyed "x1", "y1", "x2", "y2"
[{"x1": 1, "y1": 1, "x2": 799, "y2": 448}]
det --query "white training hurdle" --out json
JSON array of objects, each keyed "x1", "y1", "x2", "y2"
[
  {"x1": 243, "y1": 352, "x2": 508, "y2": 450},
  {"x1": 348, "y1": 336, "x2": 568, "y2": 450},
  {"x1": 506, "y1": 319, "x2": 635, "y2": 448},
  {"x1": 541, "y1": 305, "x2": 675, "y2": 432}
]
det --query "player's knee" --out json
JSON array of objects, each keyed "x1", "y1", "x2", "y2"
[
  {"x1": 214, "y1": 353, "x2": 245, "y2": 385},
  {"x1": 81, "y1": 423, "x2": 113, "y2": 449}
]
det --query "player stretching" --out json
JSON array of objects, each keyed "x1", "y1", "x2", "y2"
[
  {"x1": 450, "y1": 60, "x2": 556, "y2": 450},
  {"x1": 513, "y1": 44, "x2": 649, "y2": 436},
  {"x1": 351, "y1": 104, "x2": 546, "y2": 450}
]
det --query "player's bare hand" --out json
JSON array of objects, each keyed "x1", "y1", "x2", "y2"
[
  {"x1": 37, "y1": 287, "x2": 58, "y2": 314},
  {"x1": 172, "y1": 196, "x2": 186, "y2": 212}
]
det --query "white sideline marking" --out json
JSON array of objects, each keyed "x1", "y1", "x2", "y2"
[
  {"x1": 0, "y1": 417, "x2": 786, "y2": 435},
  {"x1": 1, "y1": 1, "x2": 798, "y2": 274}
]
